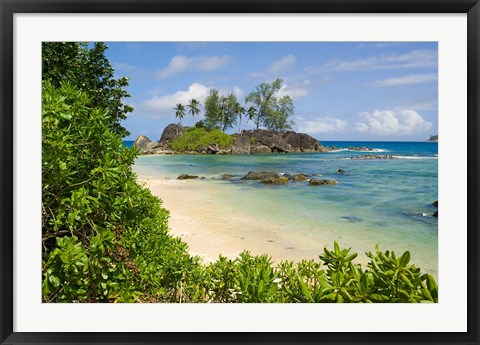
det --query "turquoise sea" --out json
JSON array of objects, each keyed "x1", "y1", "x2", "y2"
[{"x1": 127, "y1": 141, "x2": 438, "y2": 276}]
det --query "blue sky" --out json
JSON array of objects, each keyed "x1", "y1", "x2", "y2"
[{"x1": 104, "y1": 42, "x2": 438, "y2": 142}]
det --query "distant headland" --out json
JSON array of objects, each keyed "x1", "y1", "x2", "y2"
[{"x1": 426, "y1": 134, "x2": 438, "y2": 143}]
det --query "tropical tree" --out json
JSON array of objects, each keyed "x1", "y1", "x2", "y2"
[
  {"x1": 245, "y1": 78, "x2": 283, "y2": 130},
  {"x1": 263, "y1": 95, "x2": 295, "y2": 132},
  {"x1": 243, "y1": 106, "x2": 257, "y2": 131},
  {"x1": 174, "y1": 103, "x2": 186, "y2": 124},
  {"x1": 204, "y1": 89, "x2": 237, "y2": 132},
  {"x1": 231, "y1": 98, "x2": 245, "y2": 134},
  {"x1": 187, "y1": 99, "x2": 200, "y2": 120},
  {"x1": 42, "y1": 42, "x2": 133, "y2": 137},
  {"x1": 204, "y1": 89, "x2": 221, "y2": 130}
]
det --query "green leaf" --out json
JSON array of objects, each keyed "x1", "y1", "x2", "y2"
[
  {"x1": 48, "y1": 275, "x2": 61, "y2": 287},
  {"x1": 399, "y1": 251, "x2": 411, "y2": 267},
  {"x1": 297, "y1": 276, "x2": 313, "y2": 302}
]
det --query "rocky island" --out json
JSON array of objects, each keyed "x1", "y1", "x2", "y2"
[
  {"x1": 133, "y1": 123, "x2": 328, "y2": 155},
  {"x1": 426, "y1": 134, "x2": 438, "y2": 143}
]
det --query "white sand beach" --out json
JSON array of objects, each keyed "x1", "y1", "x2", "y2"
[
  {"x1": 138, "y1": 176, "x2": 346, "y2": 262},
  {"x1": 137, "y1": 174, "x2": 372, "y2": 266}
]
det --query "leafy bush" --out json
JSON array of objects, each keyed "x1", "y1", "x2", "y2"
[
  {"x1": 42, "y1": 82, "x2": 201, "y2": 302},
  {"x1": 170, "y1": 127, "x2": 234, "y2": 152}
]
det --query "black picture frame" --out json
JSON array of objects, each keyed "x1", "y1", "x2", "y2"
[{"x1": 1, "y1": 1, "x2": 479, "y2": 344}]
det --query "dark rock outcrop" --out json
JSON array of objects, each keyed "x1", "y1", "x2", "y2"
[
  {"x1": 177, "y1": 174, "x2": 199, "y2": 180},
  {"x1": 242, "y1": 171, "x2": 278, "y2": 180},
  {"x1": 337, "y1": 169, "x2": 346, "y2": 174},
  {"x1": 134, "y1": 125, "x2": 328, "y2": 155},
  {"x1": 348, "y1": 146, "x2": 374, "y2": 151},
  {"x1": 260, "y1": 176, "x2": 288, "y2": 185},
  {"x1": 231, "y1": 135, "x2": 251, "y2": 154},
  {"x1": 309, "y1": 179, "x2": 337, "y2": 185},
  {"x1": 432, "y1": 200, "x2": 438, "y2": 207},
  {"x1": 250, "y1": 145, "x2": 272, "y2": 154},
  {"x1": 291, "y1": 174, "x2": 308, "y2": 182},
  {"x1": 159, "y1": 124, "x2": 184, "y2": 147},
  {"x1": 351, "y1": 155, "x2": 397, "y2": 160},
  {"x1": 246, "y1": 129, "x2": 327, "y2": 153}
]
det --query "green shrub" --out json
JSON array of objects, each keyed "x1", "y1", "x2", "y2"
[
  {"x1": 170, "y1": 127, "x2": 234, "y2": 152},
  {"x1": 42, "y1": 82, "x2": 200, "y2": 302}
]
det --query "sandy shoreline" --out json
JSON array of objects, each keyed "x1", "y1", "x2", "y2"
[{"x1": 137, "y1": 174, "x2": 372, "y2": 266}]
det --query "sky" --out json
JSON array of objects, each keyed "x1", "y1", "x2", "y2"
[{"x1": 104, "y1": 42, "x2": 438, "y2": 142}]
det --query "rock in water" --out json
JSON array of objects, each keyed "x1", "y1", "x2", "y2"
[
  {"x1": 309, "y1": 179, "x2": 337, "y2": 185},
  {"x1": 260, "y1": 176, "x2": 288, "y2": 184},
  {"x1": 432, "y1": 210, "x2": 438, "y2": 218},
  {"x1": 337, "y1": 169, "x2": 346, "y2": 174},
  {"x1": 351, "y1": 155, "x2": 397, "y2": 160},
  {"x1": 159, "y1": 123, "x2": 184, "y2": 147},
  {"x1": 291, "y1": 174, "x2": 308, "y2": 182},
  {"x1": 432, "y1": 200, "x2": 438, "y2": 207},
  {"x1": 241, "y1": 171, "x2": 278, "y2": 180},
  {"x1": 177, "y1": 174, "x2": 199, "y2": 180}
]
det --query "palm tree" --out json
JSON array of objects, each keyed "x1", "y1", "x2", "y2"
[
  {"x1": 219, "y1": 96, "x2": 228, "y2": 132},
  {"x1": 187, "y1": 99, "x2": 200, "y2": 121},
  {"x1": 174, "y1": 103, "x2": 185, "y2": 125},
  {"x1": 234, "y1": 103, "x2": 245, "y2": 134},
  {"x1": 244, "y1": 106, "x2": 257, "y2": 131}
]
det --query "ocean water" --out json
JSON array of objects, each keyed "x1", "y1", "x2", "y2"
[{"x1": 131, "y1": 141, "x2": 438, "y2": 276}]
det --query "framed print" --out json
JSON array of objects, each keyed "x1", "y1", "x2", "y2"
[{"x1": 1, "y1": 1, "x2": 479, "y2": 344}]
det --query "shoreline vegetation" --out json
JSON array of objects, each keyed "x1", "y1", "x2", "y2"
[{"x1": 41, "y1": 41, "x2": 438, "y2": 303}]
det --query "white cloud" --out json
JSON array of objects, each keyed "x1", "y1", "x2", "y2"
[
  {"x1": 156, "y1": 55, "x2": 231, "y2": 78},
  {"x1": 355, "y1": 109, "x2": 432, "y2": 135},
  {"x1": 268, "y1": 55, "x2": 296, "y2": 74},
  {"x1": 250, "y1": 55, "x2": 296, "y2": 77},
  {"x1": 320, "y1": 50, "x2": 437, "y2": 72},
  {"x1": 297, "y1": 117, "x2": 348, "y2": 134},
  {"x1": 141, "y1": 83, "x2": 244, "y2": 119},
  {"x1": 370, "y1": 73, "x2": 437, "y2": 87},
  {"x1": 232, "y1": 86, "x2": 244, "y2": 99},
  {"x1": 276, "y1": 83, "x2": 308, "y2": 99},
  {"x1": 403, "y1": 99, "x2": 438, "y2": 111},
  {"x1": 355, "y1": 123, "x2": 369, "y2": 133},
  {"x1": 142, "y1": 83, "x2": 211, "y2": 117}
]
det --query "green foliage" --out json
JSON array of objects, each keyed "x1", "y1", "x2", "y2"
[
  {"x1": 203, "y1": 89, "x2": 238, "y2": 132},
  {"x1": 245, "y1": 78, "x2": 294, "y2": 131},
  {"x1": 170, "y1": 128, "x2": 234, "y2": 152},
  {"x1": 262, "y1": 95, "x2": 295, "y2": 131},
  {"x1": 187, "y1": 98, "x2": 201, "y2": 120},
  {"x1": 42, "y1": 82, "x2": 198, "y2": 302},
  {"x1": 174, "y1": 103, "x2": 186, "y2": 124},
  {"x1": 42, "y1": 42, "x2": 132, "y2": 137}
]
